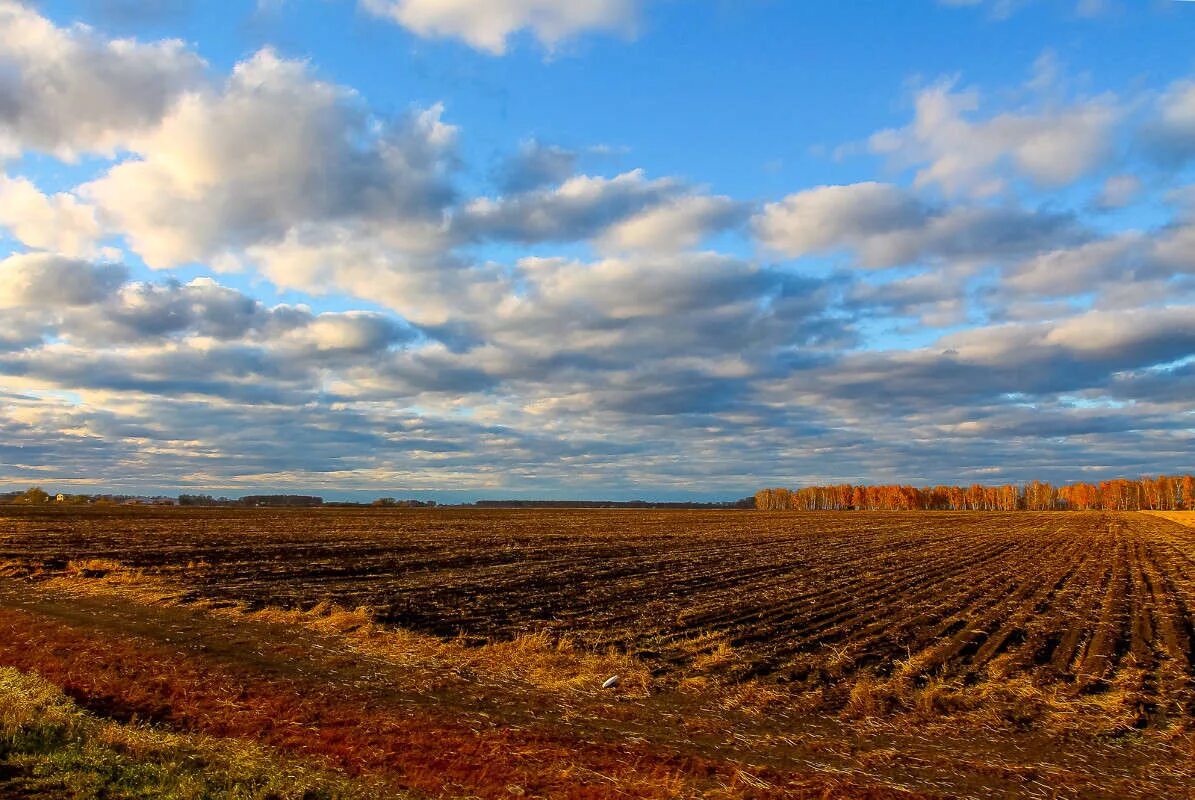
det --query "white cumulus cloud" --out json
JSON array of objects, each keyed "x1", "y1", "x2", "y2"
[
  {"x1": 82, "y1": 48, "x2": 457, "y2": 268},
  {"x1": 869, "y1": 78, "x2": 1118, "y2": 197},
  {"x1": 0, "y1": 0, "x2": 204, "y2": 158},
  {"x1": 0, "y1": 175, "x2": 102, "y2": 257},
  {"x1": 360, "y1": 0, "x2": 642, "y2": 53}
]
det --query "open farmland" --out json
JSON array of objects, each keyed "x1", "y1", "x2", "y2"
[
  {"x1": 1, "y1": 507, "x2": 1194, "y2": 798},
  {"x1": 3, "y1": 507, "x2": 1194, "y2": 699}
]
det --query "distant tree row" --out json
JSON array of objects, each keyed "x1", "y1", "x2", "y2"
[
  {"x1": 4, "y1": 487, "x2": 51, "y2": 504},
  {"x1": 2, "y1": 490, "x2": 439, "y2": 508},
  {"x1": 472, "y1": 499, "x2": 755, "y2": 509},
  {"x1": 1, "y1": 487, "x2": 176, "y2": 505},
  {"x1": 755, "y1": 475, "x2": 1195, "y2": 512},
  {"x1": 371, "y1": 498, "x2": 438, "y2": 507}
]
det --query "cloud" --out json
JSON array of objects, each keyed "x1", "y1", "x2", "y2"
[
  {"x1": 83, "y1": 48, "x2": 457, "y2": 267},
  {"x1": 0, "y1": 388, "x2": 686, "y2": 496},
  {"x1": 485, "y1": 253, "x2": 838, "y2": 360},
  {"x1": 595, "y1": 194, "x2": 745, "y2": 254},
  {"x1": 1153, "y1": 216, "x2": 1195, "y2": 272},
  {"x1": 3, "y1": 251, "x2": 1193, "y2": 490},
  {"x1": 999, "y1": 215, "x2": 1195, "y2": 302},
  {"x1": 0, "y1": 175, "x2": 102, "y2": 256},
  {"x1": 1094, "y1": 174, "x2": 1142, "y2": 209},
  {"x1": 495, "y1": 140, "x2": 578, "y2": 192},
  {"x1": 83, "y1": 278, "x2": 281, "y2": 342},
  {"x1": 359, "y1": 0, "x2": 642, "y2": 54},
  {"x1": 278, "y1": 311, "x2": 412, "y2": 357},
  {"x1": 1142, "y1": 79, "x2": 1195, "y2": 165},
  {"x1": 0, "y1": 254, "x2": 414, "y2": 362},
  {"x1": 791, "y1": 305, "x2": 1195, "y2": 416},
  {"x1": 0, "y1": 246, "x2": 849, "y2": 437},
  {"x1": 868, "y1": 77, "x2": 1119, "y2": 197},
  {"x1": 754, "y1": 182, "x2": 1079, "y2": 267},
  {"x1": 453, "y1": 169, "x2": 681, "y2": 244},
  {"x1": 755, "y1": 183, "x2": 923, "y2": 262},
  {"x1": 846, "y1": 270, "x2": 970, "y2": 328},
  {"x1": 0, "y1": 0, "x2": 205, "y2": 158},
  {"x1": 936, "y1": 0, "x2": 1026, "y2": 18},
  {"x1": 1036, "y1": 306, "x2": 1195, "y2": 358},
  {"x1": 245, "y1": 225, "x2": 505, "y2": 328},
  {"x1": 1003, "y1": 234, "x2": 1145, "y2": 296},
  {"x1": 0, "y1": 252, "x2": 125, "y2": 308}
]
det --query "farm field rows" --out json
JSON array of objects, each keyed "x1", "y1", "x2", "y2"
[
  {"x1": 1, "y1": 506, "x2": 1194, "y2": 798},
  {"x1": 1149, "y1": 510, "x2": 1195, "y2": 529}
]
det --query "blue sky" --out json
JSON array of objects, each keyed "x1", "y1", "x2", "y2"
[{"x1": 1, "y1": 0, "x2": 1194, "y2": 500}]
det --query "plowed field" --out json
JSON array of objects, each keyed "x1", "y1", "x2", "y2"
[{"x1": 1, "y1": 506, "x2": 1193, "y2": 798}]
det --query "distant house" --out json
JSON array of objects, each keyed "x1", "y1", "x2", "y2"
[{"x1": 55, "y1": 494, "x2": 66, "y2": 503}]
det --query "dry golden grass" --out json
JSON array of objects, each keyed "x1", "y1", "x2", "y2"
[
  {"x1": 36, "y1": 550, "x2": 1195, "y2": 738},
  {"x1": 32, "y1": 563, "x2": 1153, "y2": 755},
  {"x1": 1146, "y1": 510, "x2": 1195, "y2": 528},
  {"x1": 44, "y1": 561, "x2": 652, "y2": 696},
  {"x1": 63, "y1": 558, "x2": 125, "y2": 577}
]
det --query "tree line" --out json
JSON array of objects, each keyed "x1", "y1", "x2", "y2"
[{"x1": 754, "y1": 476, "x2": 1195, "y2": 512}]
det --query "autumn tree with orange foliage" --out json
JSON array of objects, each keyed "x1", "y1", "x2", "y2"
[{"x1": 754, "y1": 475, "x2": 1195, "y2": 511}]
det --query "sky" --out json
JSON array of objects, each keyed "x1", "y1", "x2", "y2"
[{"x1": 1, "y1": 0, "x2": 1194, "y2": 501}]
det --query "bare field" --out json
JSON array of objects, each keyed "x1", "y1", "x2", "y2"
[
  {"x1": 1, "y1": 506, "x2": 1193, "y2": 798},
  {"x1": 1149, "y1": 510, "x2": 1195, "y2": 529},
  {"x1": 4, "y1": 507, "x2": 1193, "y2": 708}
]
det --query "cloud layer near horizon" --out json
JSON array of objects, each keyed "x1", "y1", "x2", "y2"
[{"x1": 0, "y1": 1, "x2": 1193, "y2": 497}]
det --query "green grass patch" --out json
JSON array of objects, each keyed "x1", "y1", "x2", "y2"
[{"x1": 0, "y1": 667, "x2": 402, "y2": 799}]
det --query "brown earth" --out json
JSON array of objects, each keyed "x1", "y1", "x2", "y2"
[{"x1": 1, "y1": 507, "x2": 1193, "y2": 798}]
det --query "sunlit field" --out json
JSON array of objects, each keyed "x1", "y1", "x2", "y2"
[{"x1": 2, "y1": 506, "x2": 1192, "y2": 798}]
